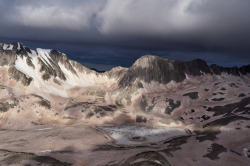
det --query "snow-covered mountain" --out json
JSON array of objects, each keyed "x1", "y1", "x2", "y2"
[{"x1": 0, "y1": 42, "x2": 128, "y2": 97}]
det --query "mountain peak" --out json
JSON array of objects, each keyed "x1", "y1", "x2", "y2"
[
  {"x1": 1, "y1": 42, "x2": 33, "y2": 55},
  {"x1": 119, "y1": 56, "x2": 213, "y2": 87},
  {"x1": 133, "y1": 55, "x2": 166, "y2": 68}
]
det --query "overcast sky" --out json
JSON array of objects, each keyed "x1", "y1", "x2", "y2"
[{"x1": 0, "y1": 0, "x2": 250, "y2": 70}]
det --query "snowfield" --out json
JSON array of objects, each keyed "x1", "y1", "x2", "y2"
[{"x1": 98, "y1": 124, "x2": 188, "y2": 145}]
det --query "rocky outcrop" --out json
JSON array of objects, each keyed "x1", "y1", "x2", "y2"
[
  {"x1": 118, "y1": 55, "x2": 212, "y2": 87},
  {"x1": 0, "y1": 99, "x2": 19, "y2": 112},
  {"x1": 105, "y1": 66, "x2": 128, "y2": 80},
  {"x1": 8, "y1": 66, "x2": 33, "y2": 86},
  {"x1": 119, "y1": 55, "x2": 250, "y2": 88},
  {"x1": 210, "y1": 64, "x2": 250, "y2": 76}
]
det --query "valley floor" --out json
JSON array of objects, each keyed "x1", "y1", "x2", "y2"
[{"x1": 0, "y1": 121, "x2": 249, "y2": 166}]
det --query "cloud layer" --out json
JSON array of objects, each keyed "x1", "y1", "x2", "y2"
[{"x1": 0, "y1": 0, "x2": 250, "y2": 54}]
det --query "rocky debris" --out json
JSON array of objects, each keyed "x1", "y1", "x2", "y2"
[
  {"x1": 64, "y1": 101, "x2": 92, "y2": 111},
  {"x1": 195, "y1": 129, "x2": 221, "y2": 142},
  {"x1": 183, "y1": 92, "x2": 199, "y2": 100},
  {"x1": 161, "y1": 136, "x2": 191, "y2": 157},
  {"x1": 85, "y1": 111, "x2": 94, "y2": 119},
  {"x1": 31, "y1": 94, "x2": 52, "y2": 110},
  {"x1": 121, "y1": 151, "x2": 172, "y2": 166},
  {"x1": 230, "y1": 150, "x2": 242, "y2": 156},
  {"x1": 203, "y1": 115, "x2": 250, "y2": 128},
  {"x1": 8, "y1": 66, "x2": 33, "y2": 86},
  {"x1": 138, "y1": 96, "x2": 159, "y2": 113},
  {"x1": 217, "y1": 92, "x2": 225, "y2": 95},
  {"x1": 238, "y1": 93, "x2": 246, "y2": 97},
  {"x1": 0, "y1": 99, "x2": 19, "y2": 112},
  {"x1": 206, "y1": 97, "x2": 250, "y2": 116},
  {"x1": 211, "y1": 98, "x2": 225, "y2": 101},
  {"x1": 136, "y1": 115, "x2": 147, "y2": 123},
  {"x1": 229, "y1": 83, "x2": 239, "y2": 88},
  {"x1": 203, "y1": 143, "x2": 227, "y2": 160},
  {"x1": 0, "y1": 149, "x2": 72, "y2": 166},
  {"x1": 38, "y1": 98, "x2": 51, "y2": 110},
  {"x1": 220, "y1": 87, "x2": 227, "y2": 91},
  {"x1": 201, "y1": 115, "x2": 210, "y2": 121},
  {"x1": 139, "y1": 95, "x2": 148, "y2": 112},
  {"x1": 165, "y1": 98, "x2": 181, "y2": 115},
  {"x1": 0, "y1": 51, "x2": 17, "y2": 67},
  {"x1": 96, "y1": 105, "x2": 117, "y2": 112}
]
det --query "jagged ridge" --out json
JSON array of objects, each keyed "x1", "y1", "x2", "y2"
[
  {"x1": 0, "y1": 43, "x2": 249, "y2": 88},
  {"x1": 118, "y1": 55, "x2": 250, "y2": 87}
]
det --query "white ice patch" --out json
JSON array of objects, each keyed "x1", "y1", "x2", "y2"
[
  {"x1": 59, "y1": 62, "x2": 94, "y2": 87},
  {"x1": 36, "y1": 48, "x2": 52, "y2": 67},
  {"x1": 98, "y1": 125, "x2": 187, "y2": 145},
  {"x1": 40, "y1": 150, "x2": 52, "y2": 153},
  {"x1": 28, "y1": 50, "x2": 37, "y2": 59},
  {"x1": 14, "y1": 56, "x2": 35, "y2": 78},
  {"x1": 35, "y1": 128, "x2": 52, "y2": 131},
  {"x1": 3, "y1": 44, "x2": 13, "y2": 50},
  {"x1": 17, "y1": 42, "x2": 21, "y2": 50}
]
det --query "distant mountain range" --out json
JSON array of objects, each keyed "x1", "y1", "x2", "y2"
[{"x1": 0, "y1": 42, "x2": 249, "y2": 89}]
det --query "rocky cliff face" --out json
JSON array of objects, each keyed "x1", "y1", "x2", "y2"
[
  {"x1": 118, "y1": 55, "x2": 250, "y2": 88},
  {"x1": 118, "y1": 55, "x2": 211, "y2": 87},
  {"x1": 210, "y1": 64, "x2": 250, "y2": 76}
]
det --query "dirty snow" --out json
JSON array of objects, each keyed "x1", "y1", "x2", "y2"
[
  {"x1": 3, "y1": 44, "x2": 13, "y2": 51},
  {"x1": 17, "y1": 42, "x2": 21, "y2": 50},
  {"x1": 98, "y1": 125, "x2": 187, "y2": 145}
]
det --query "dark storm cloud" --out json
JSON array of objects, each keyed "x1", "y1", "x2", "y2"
[{"x1": 0, "y1": 0, "x2": 249, "y2": 66}]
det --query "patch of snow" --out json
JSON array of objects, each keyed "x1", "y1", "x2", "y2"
[
  {"x1": 154, "y1": 160, "x2": 161, "y2": 164},
  {"x1": 15, "y1": 56, "x2": 35, "y2": 78},
  {"x1": 17, "y1": 42, "x2": 21, "y2": 50},
  {"x1": 36, "y1": 48, "x2": 52, "y2": 67},
  {"x1": 40, "y1": 150, "x2": 52, "y2": 153},
  {"x1": 58, "y1": 62, "x2": 97, "y2": 87},
  {"x1": 35, "y1": 128, "x2": 52, "y2": 131},
  {"x1": 27, "y1": 50, "x2": 37, "y2": 59},
  {"x1": 99, "y1": 125, "x2": 187, "y2": 145},
  {"x1": 3, "y1": 44, "x2": 13, "y2": 51}
]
